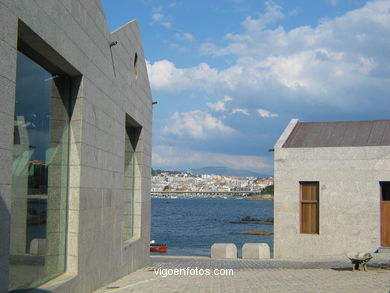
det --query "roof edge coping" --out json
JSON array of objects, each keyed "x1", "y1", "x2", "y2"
[{"x1": 274, "y1": 119, "x2": 299, "y2": 149}]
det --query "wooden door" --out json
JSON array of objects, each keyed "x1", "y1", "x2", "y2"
[{"x1": 381, "y1": 182, "x2": 390, "y2": 247}]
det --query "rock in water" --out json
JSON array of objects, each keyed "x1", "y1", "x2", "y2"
[
  {"x1": 254, "y1": 221, "x2": 273, "y2": 225},
  {"x1": 231, "y1": 229, "x2": 273, "y2": 236},
  {"x1": 241, "y1": 216, "x2": 261, "y2": 222}
]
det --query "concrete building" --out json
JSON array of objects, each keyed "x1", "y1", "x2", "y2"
[
  {"x1": 274, "y1": 119, "x2": 390, "y2": 258},
  {"x1": 0, "y1": 0, "x2": 152, "y2": 292}
]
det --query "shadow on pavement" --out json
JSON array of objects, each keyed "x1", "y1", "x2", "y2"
[
  {"x1": 9, "y1": 289, "x2": 51, "y2": 293},
  {"x1": 331, "y1": 267, "x2": 353, "y2": 271}
]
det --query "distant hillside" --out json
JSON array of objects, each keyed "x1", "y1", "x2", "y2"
[
  {"x1": 152, "y1": 168, "x2": 181, "y2": 176},
  {"x1": 188, "y1": 166, "x2": 271, "y2": 178}
]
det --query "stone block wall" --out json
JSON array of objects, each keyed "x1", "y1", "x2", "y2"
[
  {"x1": 274, "y1": 120, "x2": 390, "y2": 258},
  {"x1": 0, "y1": 1, "x2": 152, "y2": 292}
]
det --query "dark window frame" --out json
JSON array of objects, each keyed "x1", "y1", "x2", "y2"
[
  {"x1": 8, "y1": 20, "x2": 82, "y2": 291},
  {"x1": 380, "y1": 182, "x2": 390, "y2": 201},
  {"x1": 123, "y1": 114, "x2": 142, "y2": 242}
]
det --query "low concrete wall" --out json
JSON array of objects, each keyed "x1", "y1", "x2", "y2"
[
  {"x1": 211, "y1": 243, "x2": 237, "y2": 259},
  {"x1": 242, "y1": 243, "x2": 270, "y2": 259}
]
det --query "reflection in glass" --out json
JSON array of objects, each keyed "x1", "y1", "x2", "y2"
[
  {"x1": 123, "y1": 124, "x2": 141, "y2": 241},
  {"x1": 9, "y1": 51, "x2": 70, "y2": 290}
]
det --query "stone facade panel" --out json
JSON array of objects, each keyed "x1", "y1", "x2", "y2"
[{"x1": 0, "y1": 1, "x2": 152, "y2": 292}]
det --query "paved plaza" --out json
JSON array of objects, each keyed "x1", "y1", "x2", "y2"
[{"x1": 94, "y1": 255, "x2": 390, "y2": 293}]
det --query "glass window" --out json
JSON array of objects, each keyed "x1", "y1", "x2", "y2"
[
  {"x1": 9, "y1": 51, "x2": 70, "y2": 290},
  {"x1": 123, "y1": 117, "x2": 141, "y2": 241},
  {"x1": 133, "y1": 52, "x2": 138, "y2": 79}
]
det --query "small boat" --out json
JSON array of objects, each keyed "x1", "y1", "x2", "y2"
[{"x1": 150, "y1": 240, "x2": 168, "y2": 252}]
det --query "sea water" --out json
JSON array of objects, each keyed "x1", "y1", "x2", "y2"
[{"x1": 151, "y1": 197, "x2": 274, "y2": 256}]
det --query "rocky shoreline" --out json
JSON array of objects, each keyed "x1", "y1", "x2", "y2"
[
  {"x1": 230, "y1": 216, "x2": 274, "y2": 236},
  {"x1": 231, "y1": 229, "x2": 273, "y2": 236},
  {"x1": 230, "y1": 216, "x2": 274, "y2": 225}
]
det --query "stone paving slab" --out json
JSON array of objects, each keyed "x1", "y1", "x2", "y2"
[
  {"x1": 150, "y1": 254, "x2": 390, "y2": 270},
  {"x1": 93, "y1": 255, "x2": 390, "y2": 293}
]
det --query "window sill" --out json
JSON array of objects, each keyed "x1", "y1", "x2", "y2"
[
  {"x1": 123, "y1": 235, "x2": 142, "y2": 249},
  {"x1": 36, "y1": 272, "x2": 77, "y2": 292}
]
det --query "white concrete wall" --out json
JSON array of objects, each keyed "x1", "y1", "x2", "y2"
[
  {"x1": 274, "y1": 124, "x2": 390, "y2": 258},
  {"x1": 0, "y1": 0, "x2": 152, "y2": 292}
]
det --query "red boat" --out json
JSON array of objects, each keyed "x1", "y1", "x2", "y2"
[{"x1": 150, "y1": 240, "x2": 168, "y2": 252}]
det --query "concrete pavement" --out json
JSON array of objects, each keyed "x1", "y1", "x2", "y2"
[{"x1": 93, "y1": 254, "x2": 390, "y2": 293}]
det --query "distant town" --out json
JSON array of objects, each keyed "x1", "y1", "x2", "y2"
[{"x1": 151, "y1": 169, "x2": 274, "y2": 199}]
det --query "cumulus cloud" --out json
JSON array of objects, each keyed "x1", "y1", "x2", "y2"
[
  {"x1": 163, "y1": 110, "x2": 234, "y2": 139},
  {"x1": 232, "y1": 108, "x2": 250, "y2": 116},
  {"x1": 257, "y1": 108, "x2": 278, "y2": 118},
  {"x1": 242, "y1": 0, "x2": 284, "y2": 32},
  {"x1": 150, "y1": 5, "x2": 173, "y2": 29},
  {"x1": 161, "y1": 22, "x2": 172, "y2": 29},
  {"x1": 148, "y1": 1, "x2": 390, "y2": 112},
  {"x1": 153, "y1": 146, "x2": 271, "y2": 172},
  {"x1": 207, "y1": 101, "x2": 227, "y2": 112},
  {"x1": 152, "y1": 13, "x2": 164, "y2": 21},
  {"x1": 147, "y1": 60, "x2": 219, "y2": 93},
  {"x1": 145, "y1": 0, "x2": 390, "y2": 173},
  {"x1": 175, "y1": 32, "x2": 196, "y2": 42},
  {"x1": 151, "y1": 12, "x2": 172, "y2": 28},
  {"x1": 168, "y1": 2, "x2": 179, "y2": 8},
  {"x1": 183, "y1": 33, "x2": 196, "y2": 42},
  {"x1": 207, "y1": 96, "x2": 233, "y2": 112}
]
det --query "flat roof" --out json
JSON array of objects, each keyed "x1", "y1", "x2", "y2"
[{"x1": 283, "y1": 120, "x2": 390, "y2": 148}]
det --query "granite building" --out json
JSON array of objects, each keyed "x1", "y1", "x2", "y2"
[
  {"x1": 274, "y1": 119, "x2": 390, "y2": 258},
  {"x1": 0, "y1": 0, "x2": 152, "y2": 292}
]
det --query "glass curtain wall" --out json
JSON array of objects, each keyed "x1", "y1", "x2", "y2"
[{"x1": 9, "y1": 51, "x2": 70, "y2": 290}]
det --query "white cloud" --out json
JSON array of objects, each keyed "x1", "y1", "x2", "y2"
[
  {"x1": 207, "y1": 101, "x2": 226, "y2": 112},
  {"x1": 232, "y1": 108, "x2": 250, "y2": 116},
  {"x1": 152, "y1": 13, "x2": 164, "y2": 21},
  {"x1": 183, "y1": 33, "x2": 196, "y2": 42},
  {"x1": 168, "y1": 2, "x2": 179, "y2": 8},
  {"x1": 242, "y1": 0, "x2": 284, "y2": 32},
  {"x1": 151, "y1": 10, "x2": 172, "y2": 28},
  {"x1": 147, "y1": 60, "x2": 219, "y2": 93},
  {"x1": 163, "y1": 110, "x2": 234, "y2": 139},
  {"x1": 207, "y1": 96, "x2": 233, "y2": 112},
  {"x1": 162, "y1": 22, "x2": 172, "y2": 29},
  {"x1": 169, "y1": 43, "x2": 188, "y2": 52},
  {"x1": 153, "y1": 146, "x2": 271, "y2": 172},
  {"x1": 257, "y1": 108, "x2": 278, "y2": 118},
  {"x1": 174, "y1": 32, "x2": 196, "y2": 43},
  {"x1": 148, "y1": 1, "x2": 390, "y2": 111},
  {"x1": 288, "y1": 8, "x2": 299, "y2": 16},
  {"x1": 147, "y1": 1, "x2": 390, "y2": 173},
  {"x1": 330, "y1": 0, "x2": 338, "y2": 7}
]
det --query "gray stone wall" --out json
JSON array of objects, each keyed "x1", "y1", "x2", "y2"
[
  {"x1": 274, "y1": 120, "x2": 390, "y2": 258},
  {"x1": 0, "y1": 0, "x2": 152, "y2": 292}
]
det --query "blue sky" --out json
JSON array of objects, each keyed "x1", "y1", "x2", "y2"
[{"x1": 102, "y1": 0, "x2": 390, "y2": 174}]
